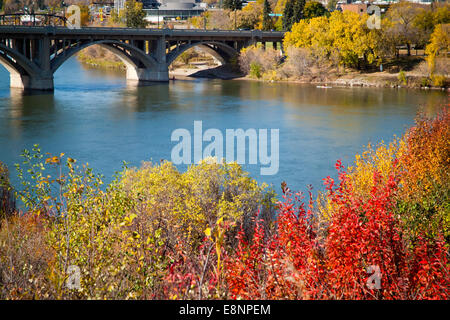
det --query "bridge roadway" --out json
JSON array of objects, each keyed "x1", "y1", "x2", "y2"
[{"x1": 0, "y1": 26, "x2": 285, "y2": 90}]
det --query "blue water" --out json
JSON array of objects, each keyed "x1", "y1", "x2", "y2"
[{"x1": 0, "y1": 57, "x2": 447, "y2": 195}]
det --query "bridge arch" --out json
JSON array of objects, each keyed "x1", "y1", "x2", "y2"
[
  {"x1": 166, "y1": 41, "x2": 239, "y2": 67},
  {"x1": 50, "y1": 39, "x2": 158, "y2": 74},
  {"x1": 0, "y1": 43, "x2": 51, "y2": 90},
  {"x1": 0, "y1": 43, "x2": 41, "y2": 77}
]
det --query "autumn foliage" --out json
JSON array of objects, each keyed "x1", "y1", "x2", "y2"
[
  {"x1": 226, "y1": 108, "x2": 449, "y2": 300},
  {"x1": 0, "y1": 108, "x2": 448, "y2": 299}
]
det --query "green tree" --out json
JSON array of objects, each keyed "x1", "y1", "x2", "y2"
[
  {"x1": 282, "y1": 0, "x2": 305, "y2": 30},
  {"x1": 124, "y1": 0, "x2": 147, "y2": 28},
  {"x1": 282, "y1": 0, "x2": 294, "y2": 30},
  {"x1": 303, "y1": 1, "x2": 327, "y2": 20},
  {"x1": 262, "y1": 0, "x2": 273, "y2": 31},
  {"x1": 223, "y1": 0, "x2": 243, "y2": 29},
  {"x1": 291, "y1": 0, "x2": 305, "y2": 24}
]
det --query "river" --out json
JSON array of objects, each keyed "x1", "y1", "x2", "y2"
[{"x1": 0, "y1": 57, "x2": 447, "y2": 194}]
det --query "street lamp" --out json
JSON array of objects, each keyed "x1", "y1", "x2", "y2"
[
  {"x1": 23, "y1": 6, "x2": 28, "y2": 26},
  {"x1": 62, "y1": 1, "x2": 66, "y2": 27},
  {"x1": 30, "y1": 2, "x2": 36, "y2": 26}
]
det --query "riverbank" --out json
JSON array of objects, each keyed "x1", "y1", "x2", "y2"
[
  {"x1": 238, "y1": 71, "x2": 449, "y2": 90},
  {"x1": 76, "y1": 48, "x2": 448, "y2": 90},
  {"x1": 173, "y1": 66, "x2": 449, "y2": 90},
  {"x1": 78, "y1": 50, "x2": 126, "y2": 70}
]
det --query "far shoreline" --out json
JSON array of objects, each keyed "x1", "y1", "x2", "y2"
[
  {"x1": 78, "y1": 57, "x2": 449, "y2": 91},
  {"x1": 169, "y1": 66, "x2": 449, "y2": 91}
]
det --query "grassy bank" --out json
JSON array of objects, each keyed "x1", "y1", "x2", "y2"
[
  {"x1": 77, "y1": 46, "x2": 126, "y2": 70},
  {"x1": 0, "y1": 107, "x2": 448, "y2": 300},
  {"x1": 77, "y1": 45, "x2": 219, "y2": 73}
]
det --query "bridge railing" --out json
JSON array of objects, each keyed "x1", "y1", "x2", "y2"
[
  {"x1": 0, "y1": 13, "x2": 66, "y2": 27},
  {"x1": 0, "y1": 25, "x2": 284, "y2": 37}
]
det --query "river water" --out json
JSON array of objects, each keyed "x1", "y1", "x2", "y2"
[{"x1": 0, "y1": 57, "x2": 447, "y2": 194}]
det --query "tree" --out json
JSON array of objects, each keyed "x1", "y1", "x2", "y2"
[
  {"x1": 303, "y1": 1, "x2": 327, "y2": 20},
  {"x1": 80, "y1": 4, "x2": 90, "y2": 26},
  {"x1": 385, "y1": 1, "x2": 424, "y2": 56},
  {"x1": 425, "y1": 24, "x2": 449, "y2": 75},
  {"x1": 282, "y1": 0, "x2": 293, "y2": 30},
  {"x1": 237, "y1": 2, "x2": 262, "y2": 30},
  {"x1": 414, "y1": 3, "x2": 450, "y2": 48},
  {"x1": 282, "y1": 0, "x2": 305, "y2": 31},
  {"x1": 262, "y1": 0, "x2": 273, "y2": 31},
  {"x1": 291, "y1": 0, "x2": 305, "y2": 24},
  {"x1": 284, "y1": 11, "x2": 381, "y2": 69},
  {"x1": 223, "y1": 0, "x2": 243, "y2": 30},
  {"x1": 124, "y1": 0, "x2": 147, "y2": 28}
]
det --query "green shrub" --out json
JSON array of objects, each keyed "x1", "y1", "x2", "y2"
[
  {"x1": 421, "y1": 77, "x2": 431, "y2": 87},
  {"x1": 398, "y1": 71, "x2": 407, "y2": 85},
  {"x1": 249, "y1": 62, "x2": 262, "y2": 79}
]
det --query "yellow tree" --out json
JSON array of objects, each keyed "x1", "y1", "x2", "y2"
[
  {"x1": 425, "y1": 24, "x2": 450, "y2": 75},
  {"x1": 284, "y1": 11, "x2": 380, "y2": 69},
  {"x1": 80, "y1": 4, "x2": 91, "y2": 27},
  {"x1": 237, "y1": 1, "x2": 263, "y2": 29}
]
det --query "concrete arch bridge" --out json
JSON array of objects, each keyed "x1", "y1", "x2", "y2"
[{"x1": 0, "y1": 26, "x2": 284, "y2": 90}]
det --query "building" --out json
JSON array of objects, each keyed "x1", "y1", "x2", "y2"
[
  {"x1": 143, "y1": 0, "x2": 206, "y2": 23},
  {"x1": 339, "y1": 2, "x2": 369, "y2": 15}
]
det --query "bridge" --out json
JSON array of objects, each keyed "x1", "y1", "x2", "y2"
[{"x1": 0, "y1": 26, "x2": 285, "y2": 90}]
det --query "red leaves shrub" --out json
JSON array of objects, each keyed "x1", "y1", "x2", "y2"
[
  {"x1": 325, "y1": 162, "x2": 409, "y2": 299},
  {"x1": 225, "y1": 159, "x2": 449, "y2": 300},
  {"x1": 409, "y1": 236, "x2": 449, "y2": 299},
  {"x1": 226, "y1": 192, "x2": 323, "y2": 299},
  {"x1": 158, "y1": 110, "x2": 449, "y2": 300}
]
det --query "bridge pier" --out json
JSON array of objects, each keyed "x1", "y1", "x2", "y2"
[
  {"x1": 10, "y1": 73, "x2": 54, "y2": 91},
  {"x1": 126, "y1": 36, "x2": 169, "y2": 83},
  {"x1": 126, "y1": 65, "x2": 169, "y2": 83}
]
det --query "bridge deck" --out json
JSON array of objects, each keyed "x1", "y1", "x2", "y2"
[{"x1": 0, "y1": 26, "x2": 285, "y2": 42}]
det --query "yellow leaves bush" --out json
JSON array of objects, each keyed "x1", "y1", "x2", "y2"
[
  {"x1": 347, "y1": 138, "x2": 406, "y2": 199},
  {"x1": 0, "y1": 153, "x2": 274, "y2": 299},
  {"x1": 120, "y1": 159, "x2": 272, "y2": 252}
]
